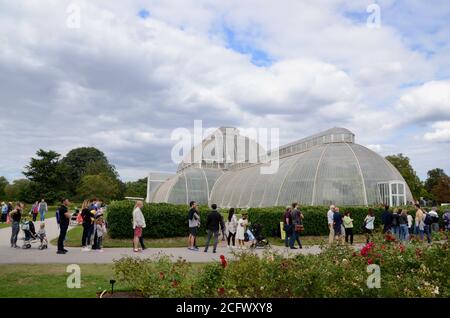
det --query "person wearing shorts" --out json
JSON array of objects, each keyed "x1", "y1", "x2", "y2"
[
  {"x1": 132, "y1": 200, "x2": 146, "y2": 253},
  {"x1": 188, "y1": 201, "x2": 200, "y2": 251}
]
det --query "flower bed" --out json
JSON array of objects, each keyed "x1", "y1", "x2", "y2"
[{"x1": 113, "y1": 239, "x2": 449, "y2": 298}]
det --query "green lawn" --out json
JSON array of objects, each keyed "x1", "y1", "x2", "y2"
[
  {"x1": 54, "y1": 225, "x2": 368, "y2": 248},
  {"x1": 0, "y1": 264, "x2": 117, "y2": 298}
]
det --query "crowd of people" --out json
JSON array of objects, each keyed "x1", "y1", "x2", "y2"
[
  {"x1": 3, "y1": 197, "x2": 450, "y2": 254},
  {"x1": 183, "y1": 201, "x2": 257, "y2": 253}
]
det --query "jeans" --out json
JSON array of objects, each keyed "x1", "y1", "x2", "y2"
[
  {"x1": 400, "y1": 224, "x2": 409, "y2": 241},
  {"x1": 82, "y1": 223, "x2": 92, "y2": 247},
  {"x1": 58, "y1": 225, "x2": 68, "y2": 251},
  {"x1": 424, "y1": 225, "x2": 432, "y2": 244},
  {"x1": 40, "y1": 211, "x2": 45, "y2": 222},
  {"x1": 415, "y1": 226, "x2": 424, "y2": 240},
  {"x1": 345, "y1": 228, "x2": 353, "y2": 244},
  {"x1": 97, "y1": 236, "x2": 103, "y2": 249},
  {"x1": 284, "y1": 224, "x2": 292, "y2": 247},
  {"x1": 227, "y1": 232, "x2": 236, "y2": 247},
  {"x1": 204, "y1": 230, "x2": 219, "y2": 252},
  {"x1": 392, "y1": 226, "x2": 400, "y2": 239},
  {"x1": 431, "y1": 223, "x2": 439, "y2": 233},
  {"x1": 289, "y1": 230, "x2": 302, "y2": 248},
  {"x1": 139, "y1": 235, "x2": 145, "y2": 249},
  {"x1": 10, "y1": 221, "x2": 20, "y2": 247}
]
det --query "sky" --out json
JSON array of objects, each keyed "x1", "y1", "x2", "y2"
[{"x1": 0, "y1": 0, "x2": 449, "y2": 182}]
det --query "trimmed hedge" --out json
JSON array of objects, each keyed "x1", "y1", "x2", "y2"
[{"x1": 107, "y1": 200, "x2": 448, "y2": 239}]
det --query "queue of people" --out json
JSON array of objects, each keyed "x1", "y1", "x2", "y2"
[{"x1": 185, "y1": 201, "x2": 258, "y2": 253}]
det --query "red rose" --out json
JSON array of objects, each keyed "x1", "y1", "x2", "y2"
[
  {"x1": 159, "y1": 272, "x2": 165, "y2": 280},
  {"x1": 218, "y1": 287, "x2": 225, "y2": 296},
  {"x1": 367, "y1": 258, "x2": 373, "y2": 265}
]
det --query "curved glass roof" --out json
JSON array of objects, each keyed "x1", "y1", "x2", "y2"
[
  {"x1": 152, "y1": 168, "x2": 223, "y2": 205},
  {"x1": 150, "y1": 127, "x2": 413, "y2": 207},
  {"x1": 209, "y1": 142, "x2": 413, "y2": 207}
]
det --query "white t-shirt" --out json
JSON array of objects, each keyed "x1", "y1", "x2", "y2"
[
  {"x1": 407, "y1": 214, "x2": 413, "y2": 227},
  {"x1": 365, "y1": 215, "x2": 375, "y2": 230},
  {"x1": 327, "y1": 210, "x2": 334, "y2": 225}
]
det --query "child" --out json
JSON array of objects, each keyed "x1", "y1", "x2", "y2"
[
  {"x1": 95, "y1": 216, "x2": 107, "y2": 252},
  {"x1": 37, "y1": 222, "x2": 48, "y2": 250}
]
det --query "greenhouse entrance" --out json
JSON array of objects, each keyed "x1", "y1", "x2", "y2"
[{"x1": 377, "y1": 181, "x2": 407, "y2": 206}]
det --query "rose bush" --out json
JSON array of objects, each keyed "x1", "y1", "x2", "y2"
[{"x1": 114, "y1": 239, "x2": 449, "y2": 298}]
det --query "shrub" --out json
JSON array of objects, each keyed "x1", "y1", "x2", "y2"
[
  {"x1": 113, "y1": 239, "x2": 450, "y2": 298},
  {"x1": 107, "y1": 200, "x2": 448, "y2": 239}
]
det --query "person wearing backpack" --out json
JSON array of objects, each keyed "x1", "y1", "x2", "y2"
[
  {"x1": 391, "y1": 208, "x2": 400, "y2": 239},
  {"x1": 423, "y1": 210, "x2": 433, "y2": 244},
  {"x1": 428, "y1": 208, "x2": 439, "y2": 233},
  {"x1": 443, "y1": 210, "x2": 450, "y2": 240}
]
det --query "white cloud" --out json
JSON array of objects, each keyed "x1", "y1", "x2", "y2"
[
  {"x1": 424, "y1": 121, "x2": 450, "y2": 143},
  {"x1": 0, "y1": 0, "x2": 449, "y2": 181}
]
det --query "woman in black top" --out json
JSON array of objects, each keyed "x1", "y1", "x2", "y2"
[
  {"x1": 10, "y1": 202, "x2": 23, "y2": 248},
  {"x1": 81, "y1": 200, "x2": 93, "y2": 250}
]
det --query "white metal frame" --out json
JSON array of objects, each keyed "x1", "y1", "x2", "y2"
[{"x1": 377, "y1": 181, "x2": 407, "y2": 206}]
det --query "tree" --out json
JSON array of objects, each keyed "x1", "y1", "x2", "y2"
[
  {"x1": 385, "y1": 154, "x2": 423, "y2": 199},
  {"x1": 76, "y1": 174, "x2": 121, "y2": 202},
  {"x1": 61, "y1": 147, "x2": 118, "y2": 195},
  {"x1": 4, "y1": 179, "x2": 33, "y2": 203},
  {"x1": 124, "y1": 178, "x2": 147, "y2": 198},
  {"x1": 431, "y1": 176, "x2": 450, "y2": 204},
  {"x1": 425, "y1": 168, "x2": 448, "y2": 193},
  {"x1": 22, "y1": 149, "x2": 70, "y2": 203},
  {"x1": 0, "y1": 176, "x2": 9, "y2": 198}
]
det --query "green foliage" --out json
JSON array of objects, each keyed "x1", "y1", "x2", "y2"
[
  {"x1": 425, "y1": 168, "x2": 447, "y2": 193},
  {"x1": 247, "y1": 206, "x2": 385, "y2": 237},
  {"x1": 114, "y1": 240, "x2": 450, "y2": 298},
  {"x1": 108, "y1": 201, "x2": 449, "y2": 239},
  {"x1": 76, "y1": 174, "x2": 121, "y2": 202},
  {"x1": 124, "y1": 178, "x2": 147, "y2": 198},
  {"x1": 4, "y1": 179, "x2": 33, "y2": 203},
  {"x1": 22, "y1": 149, "x2": 70, "y2": 202},
  {"x1": 107, "y1": 201, "x2": 211, "y2": 239},
  {"x1": 385, "y1": 153, "x2": 424, "y2": 199},
  {"x1": 0, "y1": 176, "x2": 9, "y2": 198}
]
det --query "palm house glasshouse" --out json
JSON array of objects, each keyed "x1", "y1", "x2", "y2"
[{"x1": 147, "y1": 127, "x2": 413, "y2": 207}]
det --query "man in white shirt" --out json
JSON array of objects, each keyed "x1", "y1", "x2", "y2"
[
  {"x1": 428, "y1": 208, "x2": 439, "y2": 233},
  {"x1": 327, "y1": 205, "x2": 335, "y2": 245}
]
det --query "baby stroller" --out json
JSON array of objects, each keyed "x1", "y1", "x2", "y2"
[
  {"x1": 21, "y1": 220, "x2": 38, "y2": 249},
  {"x1": 21, "y1": 220, "x2": 48, "y2": 250},
  {"x1": 248, "y1": 224, "x2": 270, "y2": 249}
]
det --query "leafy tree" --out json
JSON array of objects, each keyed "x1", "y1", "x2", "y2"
[
  {"x1": 4, "y1": 179, "x2": 33, "y2": 203},
  {"x1": 124, "y1": 178, "x2": 147, "y2": 198},
  {"x1": 431, "y1": 176, "x2": 450, "y2": 204},
  {"x1": 22, "y1": 149, "x2": 70, "y2": 203},
  {"x1": 76, "y1": 174, "x2": 121, "y2": 202},
  {"x1": 61, "y1": 147, "x2": 118, "y2": 194},
  {"x1": 0, "y1": 176, "x2": 9, "y2": 198},
  {"x1": 385, "y1": 154, "x2": 423, "y2": 199},
  {"x1": 425, "y1": 168, "x2": 448, "y2": 193}
]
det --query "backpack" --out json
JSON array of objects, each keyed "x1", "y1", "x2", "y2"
[
  {"x1": 444, "y1": 213, "x2": 450, "y2": 226},
  {"x1": 424, "y1": 213, "x2": 433, "y2": 226}
]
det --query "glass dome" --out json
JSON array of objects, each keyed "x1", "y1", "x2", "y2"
[{"x1": 150, "y1": 127, "x2": 413, "y2": 207}]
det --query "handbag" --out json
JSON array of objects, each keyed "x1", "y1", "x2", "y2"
[{"x1": 295, "y1": 224, "x2": 304, "y2": 232}]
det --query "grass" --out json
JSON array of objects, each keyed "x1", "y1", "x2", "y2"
[
  {"x1": 0, "y1": 262, "x2": 208, "y2": 298},
  {"x1": 54, "y1": 225, "x2": 368, "y2": 248},
  {"x1": 0, "y1": 264, "x2": 117, "y2": 298}
]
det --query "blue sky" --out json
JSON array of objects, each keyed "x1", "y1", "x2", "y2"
[{"x1": 0, "y1": 0, "x2": 449, "y2": 183}]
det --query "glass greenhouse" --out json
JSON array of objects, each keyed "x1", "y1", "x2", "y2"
[{"x1": 148, "y1": 127, "x2": 413, "y2": 207}]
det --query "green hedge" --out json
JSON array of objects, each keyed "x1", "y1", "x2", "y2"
[{"x1": 107, "y1": 201, "x2": 448, "y2": 239}]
